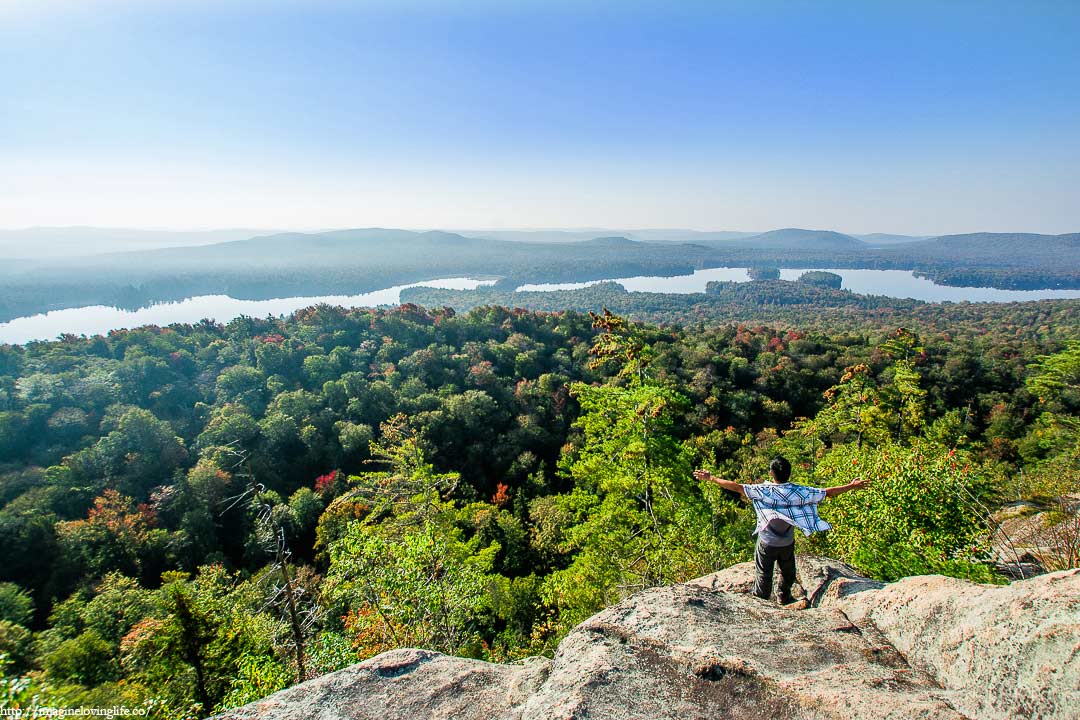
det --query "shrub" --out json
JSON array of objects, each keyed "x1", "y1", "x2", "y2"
[
  {"x1": 0, "y1": 585, "x2": 33, "y2": 628},
  {"x1": 43, "y1": 630, "x2": 118, "y2": 686},
  {"x1": 810, "y1": 440, "x2": 1003, "y2": 583},
  {"x1": 0, "y1": 622, "x2": 33, "y2": 673}
]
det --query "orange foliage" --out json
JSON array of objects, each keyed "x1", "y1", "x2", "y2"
[
  {"x1": 84, "y1": 489, "x2": 154, "y2": 535},
  {"x1": 344, "y1": 607, "x2": 410, "y2": 660},
  {"x1": 491, "y1": 483, "x2": 511, "y2": 507}
]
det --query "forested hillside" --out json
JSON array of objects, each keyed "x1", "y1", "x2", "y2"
[
  {"x1": 1, "y1": 304, "x2": 1077, "y2": 716},
  {"x1": 404, "y1": 281, "x2": 1080, "y2": 338},
  {"x1": 4, "y1": 228, "x2": 1080, "y2": 322}
]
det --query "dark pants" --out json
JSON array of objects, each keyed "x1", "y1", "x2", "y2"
[{"x1": 754, "y1": 541, "x2": 797, "y2": 604}]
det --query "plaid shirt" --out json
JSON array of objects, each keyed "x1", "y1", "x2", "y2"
[{"x1": 743, "y1": 482, "x2": 830, "y2": 538}]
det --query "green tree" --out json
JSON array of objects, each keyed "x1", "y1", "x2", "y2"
[
  {"x1": 79, "y1": 573, "x2": 159, "y2": 645},
  {"x1": 330, "y1": 528, "x2": 496, "y2": 658},
  {"x1": 810, "y1": 441, "x2": 1000, "y2": 582},
  {"x1": 878, "y1": 328, "x2": 928, "y2": 441},
  {"x1": 324, "y1": 418, "x2": 497, "y2": 658},
  {"x1": 0, "y1": 584, "x2": 33, "y2": 627},
  {"x1": 542, "y1": 311, "x2": 720, "y2": 628},
  {"x1": 120, "y1": 566, "x2": 286, "y2": 717},
  {"x1": 55, "y1": 489, "x2": 168, "y2": 584},
  {"x1": 215, "y1": 365, "x2": 268, "y2": 413},
  {"x1": 0, "y1": 622, "x2": 33, "y2": 673},
  {"x1": 802, "y1": 364, "x2": 885, "y2": 448},
  {"x1": 44, "y1": 630, "x2": 118, "y2": 686},
  {"x1": 64, "y1": 406, "x2": 188, "y2": 499},
  {"x1": 1027, "y1": 341, "x2": 1080, "y2": 409}
]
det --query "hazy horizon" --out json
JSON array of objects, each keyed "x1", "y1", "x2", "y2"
[
  {"x1": 3, "y1": 1, "x2": 1079, "y2": 234},
  {"x1": 2, "y1": 224, "x2": 1075, "y2": 236},
  {"x1": 0, "y1": 225, "x2": 1075, "y2": 262}
]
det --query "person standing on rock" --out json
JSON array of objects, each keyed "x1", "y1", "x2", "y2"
[{"x1": 693, "y1": 456, "x2": 872, "y2": 605}]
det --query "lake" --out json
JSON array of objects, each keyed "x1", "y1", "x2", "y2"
[
  {"x1": 518, "y1": 267, "x2": 1080, "y2": 303},
  {"x1": 0, "y1": 277, "x2": 496, "y2": 345},
  {"x1": 4, "y1": 269, "x2": 1080, "y2": 345}
]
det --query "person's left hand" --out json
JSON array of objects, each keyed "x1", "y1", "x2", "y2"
[{"x1": 693, "y1": 469, "x2": 714, "y2": 482}]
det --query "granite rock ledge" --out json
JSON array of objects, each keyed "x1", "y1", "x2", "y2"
[{"x1": 212, "y1": 556, "x2": 1079, "y2": 720}]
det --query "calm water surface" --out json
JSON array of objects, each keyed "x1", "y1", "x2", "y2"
[
  {"x1": 777, "y1": 269, "x2": 1080, "y2": 303},
  {"x1": 5, "y1": 269, "x2": 1080, "y2": 345},
  {"x1": 520, "y1": 267, "x2": 1080, "y2": 303},
  {"x1": 516, "y1": 267, "x2": 752, "y2": 292},
  {"x1": 0, "y1": 277, "x2": 496, "y2": 345}
]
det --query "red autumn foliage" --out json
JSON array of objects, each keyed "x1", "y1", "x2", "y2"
[
  {"x1": 315, "y1": 470, "x2": 340, "y2": 495},
  {"x1": 491, "y1": 483, "x2": 511, "y2": 507}
]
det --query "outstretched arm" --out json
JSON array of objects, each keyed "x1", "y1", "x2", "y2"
[
  {"x1": 693, "y1": 469, "x2": 747, "y2": 497},
  {"x1": 824, "y1": 477, "x2": 873, "y2": 498}
]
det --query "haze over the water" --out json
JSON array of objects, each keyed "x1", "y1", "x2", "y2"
[{"x1": 2, "y1": 1, "x2": 1078, "y2": 235}]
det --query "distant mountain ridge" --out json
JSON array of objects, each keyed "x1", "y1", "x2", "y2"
[
  {"x1": 232, "y1": 228, "x2": 480, "y2": 251},
  {"x1": 582, "y1": 236, "x2": 638, "y2": 246},
  {"x1": 0, "y1": 227, "x2": 282, "y2": 259},
  {"x1": 7, "y1": 226, "x2": 1079, "y2": 280},
  {"x1": 892, "y1": 232, "x2": 1080, "y2": 264},
  {"x1": 907, "y1": 231, "x2": 1080, "y2": 250},
  {"x1": 855, "y1": 233, "x2": 930, "y2": 245},
  {"x1": 723, "y1": 228, "x2": 866, "y2": 251},
  {"x1": 7, "y1": 227, "x2": 1080, "y2": 272},
  {"x1": 7, "y1": 226, "x2": 1079, "y2": 260},
  {"x1": 85, "y1": 229, "x2": 500, "y2": 268},
  {"x1": 3, "y1": 225, "x2": 1079, "y2": 322},
  {"x1": 454, "y1": 229, "x2": 760, "y2": 243},
  {"x1": 5, "y1": 228, "x2": 707, "y2": 280}
]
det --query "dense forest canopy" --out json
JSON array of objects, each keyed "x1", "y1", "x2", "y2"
[{"x1": 0, "y1": 300, "x2": 1077, "y2": 716}]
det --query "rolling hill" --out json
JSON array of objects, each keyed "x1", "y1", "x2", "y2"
[
  {"x1": 3, "y1": 226, "x2": 1079, "y2": 323},
  {"x1": 891, "y1": 232, "x2": 1080, "y2": 266},
  {"x1": 855, "y1": 233, "x2": 930, "y2": 245},
  {"x1": 716, "y1": 228, "x2": 866, "y2": 251},
  {"x1": 0, "y1": 227, "x2": 280, "y2": 259},
  {"x1": 454, "y1": 229, "x2": 760, "y2": 243}
]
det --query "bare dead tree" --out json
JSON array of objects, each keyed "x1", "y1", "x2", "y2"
[{"x1": 220, "y1": 445, "x2": 319, "y2": 682}]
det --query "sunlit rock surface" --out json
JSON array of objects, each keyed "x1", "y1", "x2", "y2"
[{"x1": 212, "y1": 556, "x2": 1079, "y2": 720}]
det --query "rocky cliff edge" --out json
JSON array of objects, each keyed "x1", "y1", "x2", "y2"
[{"x1": 212, "y1": 557, "x2": 1079, "y2": 720}]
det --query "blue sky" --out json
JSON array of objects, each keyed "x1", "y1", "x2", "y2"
[{"x1": 2, "y1": 1, "x2": 1078, "y2": 234}]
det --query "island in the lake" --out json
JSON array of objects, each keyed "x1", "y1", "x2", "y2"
[{"x1": 2, "y1": 227, "x2": 1080, "y2": 339}]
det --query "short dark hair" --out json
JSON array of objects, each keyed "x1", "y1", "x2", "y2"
[{"x1": 769, "y1": 456, "x2": 791, "y2": 483}]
